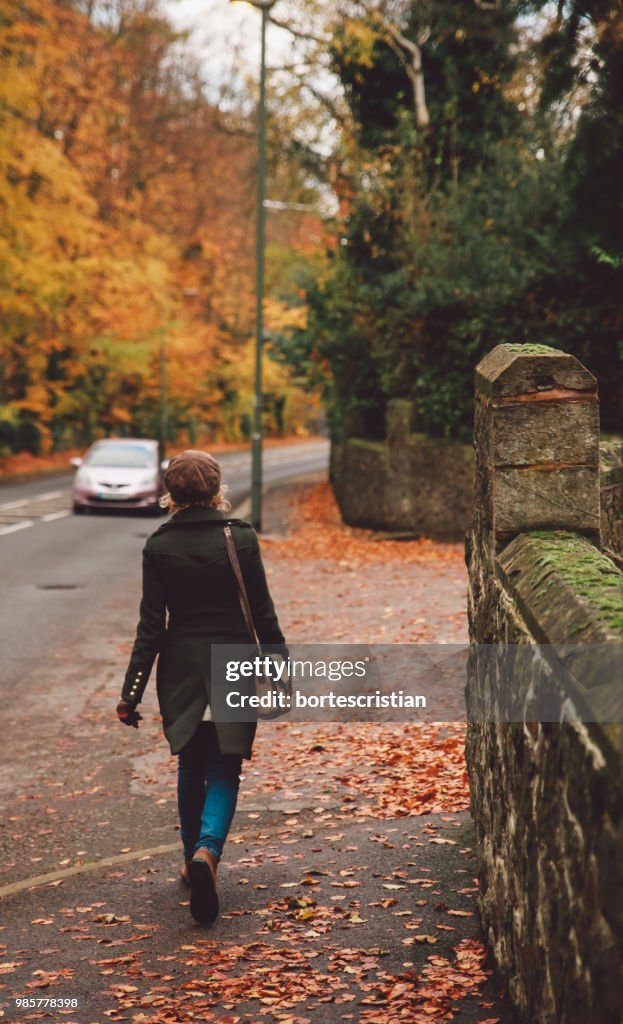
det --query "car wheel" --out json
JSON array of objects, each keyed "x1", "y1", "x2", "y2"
[{"x1": 73, "y1": 503, "x2": 84, "y2": 515}]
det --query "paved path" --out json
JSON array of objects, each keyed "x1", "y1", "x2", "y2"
[{"x1": 0, "y1": 480, "x2": 511, "y2": 1024}]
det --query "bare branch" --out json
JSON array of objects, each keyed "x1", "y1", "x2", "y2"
[
  {"x1": 378, "y1": 14, "x2": 430, "y2": 126},
  {"x1": 269, "y1": 15, "x2": 329, "y2": 47},
  {"x1": 299, "y1": 81, "x2": 351, "y2": 127},
  {"x1": 380, "y1": 10, "x2": 430, "y2": 49}
]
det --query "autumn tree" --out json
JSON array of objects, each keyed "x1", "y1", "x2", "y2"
[
  {"x1": 283, "y1": 0, "x2": 622, "y2": 440},
  {"x1": 0, "y1": 0, "x2": 325, "y2": 459}
]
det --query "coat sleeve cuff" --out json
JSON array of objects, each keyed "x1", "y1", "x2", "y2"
[{"x1": 121, "y1": 668, "x2": 148, "y2": 705}]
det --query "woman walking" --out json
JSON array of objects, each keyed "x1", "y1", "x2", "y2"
[{"x1": 115, "y1": 450, "x2": 285, "y2": 925}]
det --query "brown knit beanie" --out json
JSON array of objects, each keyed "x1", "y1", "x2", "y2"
[{"x1": 163, "y1": 450, "x2": 221, "y2": 505}]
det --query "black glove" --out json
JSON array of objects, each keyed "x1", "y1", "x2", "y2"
[{"x1": 116, "y1": 699, "x2": 142, "y2": 728}]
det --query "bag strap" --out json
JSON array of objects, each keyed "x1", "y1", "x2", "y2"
[{"x1": 223, "y1": 524, "x2": 260, "y2": 647}]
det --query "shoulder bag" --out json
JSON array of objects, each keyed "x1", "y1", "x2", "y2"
[{"x1": 223, "y1": 525, "x2": 290, "y2": 720}]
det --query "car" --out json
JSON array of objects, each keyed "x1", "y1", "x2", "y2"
[{"x1": 71, "y1": 438, "x2": 167, "y2": 515}]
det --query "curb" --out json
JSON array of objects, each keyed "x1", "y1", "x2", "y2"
[
  {"x1": 0, "y1": 844, "x2": 180, "y2": 900},
  {"x1": 0, "y1": 796, "x2": 339, "y2": 899}
]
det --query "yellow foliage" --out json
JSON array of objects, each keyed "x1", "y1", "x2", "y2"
[
  {"x1": 0, "y1": 0, "x2": 324, "y2": 455},
  {"x1": 264, "y1": 298, "x2": 308, "y2": 334},
  {"x1": 334, "y1": 17, "x2": 378, "y2": 69}
]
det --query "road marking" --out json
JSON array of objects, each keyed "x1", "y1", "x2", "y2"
[
  {"x1": 0, "y1": 491, "x2": 70, "y2": 538},
  {"x1": 0, "y1": 489, "x2": 64, "y2": 511},
  {"x1": 0, "y1": 843, "x2": 180, "y2": 899},
  {"x1": 0, "y1": 804, "x2": 329, "y2": 898},
  {"x1": 0, "y1": 498, "x2": 29, "y2": 511},
  {"x1": 0, "y1": 520, "x2": 35, "y2": 536},
  {"x1": 34, "y1": 489, "x2": 65, "y2": 502}
]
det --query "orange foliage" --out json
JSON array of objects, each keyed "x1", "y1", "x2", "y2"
[{"x1": 0, "y1": 0, "x2": 326, "y2": 456}]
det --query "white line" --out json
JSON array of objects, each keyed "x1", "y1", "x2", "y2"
[
  {"x1": 0, "y1": 510, "x2": 69, "y2": 537},
  {"x1": 0, "y1": 498, "x2": 29, "y2": 511},
  {"x1": 0, "y1": 811, "x2": 317, "y2": 898},
  {"x1": 34, "y1": 489, "x2": 64, "y2": 502},
  {"x1": 0, "y1": 520, "x2": 35, "y2": 536},
  {"x1": 0, "y1": 843, "x2": 180, "y2": 899},
  {"x1": 0, "y1": 489, "x2": 64, "y2": 512}
]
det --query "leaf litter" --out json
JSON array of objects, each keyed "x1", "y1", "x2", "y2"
[{"x1": 0, "y1": 482, "x2": 506, "y2": 1023}]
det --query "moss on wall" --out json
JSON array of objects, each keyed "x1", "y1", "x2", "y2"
[
  {"x1": 526, "y1": 531, "x2": 623, "y2": 633},
  {"x1": 504, "y1": 342, "x2": 559, "y2": 356}
]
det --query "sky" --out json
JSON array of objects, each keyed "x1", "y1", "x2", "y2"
[
  {"x1": 164, "y1": 0, "x2": 338, "y2": 201},
  {"x1": 164, "y1": 0, "x2": 295, "y2": 84}
]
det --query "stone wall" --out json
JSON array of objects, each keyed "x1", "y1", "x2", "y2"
[
  {"x1": 601, "y1": 440, "x2": 623, "y2": 559},
  {"x1": 331, "y1": 392, "x2": 620, "y2": 547},
  {"x1": 331, "y1": 400, "x2": 473, "y2": 541},
  {"x1": 465, "y1": 344, "x2": 623, "y2": 1024}
]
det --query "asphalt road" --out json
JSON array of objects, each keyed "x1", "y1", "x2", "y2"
[{"x1": 0, "y1": 440, "x2": 329, "y2": 692}]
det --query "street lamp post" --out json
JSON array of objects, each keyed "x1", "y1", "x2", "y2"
[
  {"x1": 159, "y1": 322, "x2": 168, "y2": 462},
  {"x1": 231, "y1": 0, "x2": 277, "y2": 531}
]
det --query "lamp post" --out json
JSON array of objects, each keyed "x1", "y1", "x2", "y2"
[
  {"x1": 230, "y1": 0, "x2": 277, "y2": 531},
  {"x1": 159, "y1": 322, "x2": 167, "y2": 462}
]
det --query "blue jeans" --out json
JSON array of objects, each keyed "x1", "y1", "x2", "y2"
[{"x1": 177, "y1": 722, "x2": 242, "y2": 863}]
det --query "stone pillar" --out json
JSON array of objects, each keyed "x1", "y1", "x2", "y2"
[
  {"x1": 468, "y1": 343, "x2": 601, "y2": 643},
  {"x1": 476, "y1": 343, "x2": 600, "y2": 543},
  {"x1": 385, "y1": 399, "x2": 414, "y2": 447}
]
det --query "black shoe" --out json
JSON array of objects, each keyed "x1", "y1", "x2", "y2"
[{"x1": 188, "y1": 849, "x2": 219, "y2": 925}]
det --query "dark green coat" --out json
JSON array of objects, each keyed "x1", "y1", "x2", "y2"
[{"x1": 121, "y1": 506, "x2": 285, "y2": 757}]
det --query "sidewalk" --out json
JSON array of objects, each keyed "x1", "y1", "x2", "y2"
[{"x1": 0, "y1": 483, "x2": 510, "y2": 1024}]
